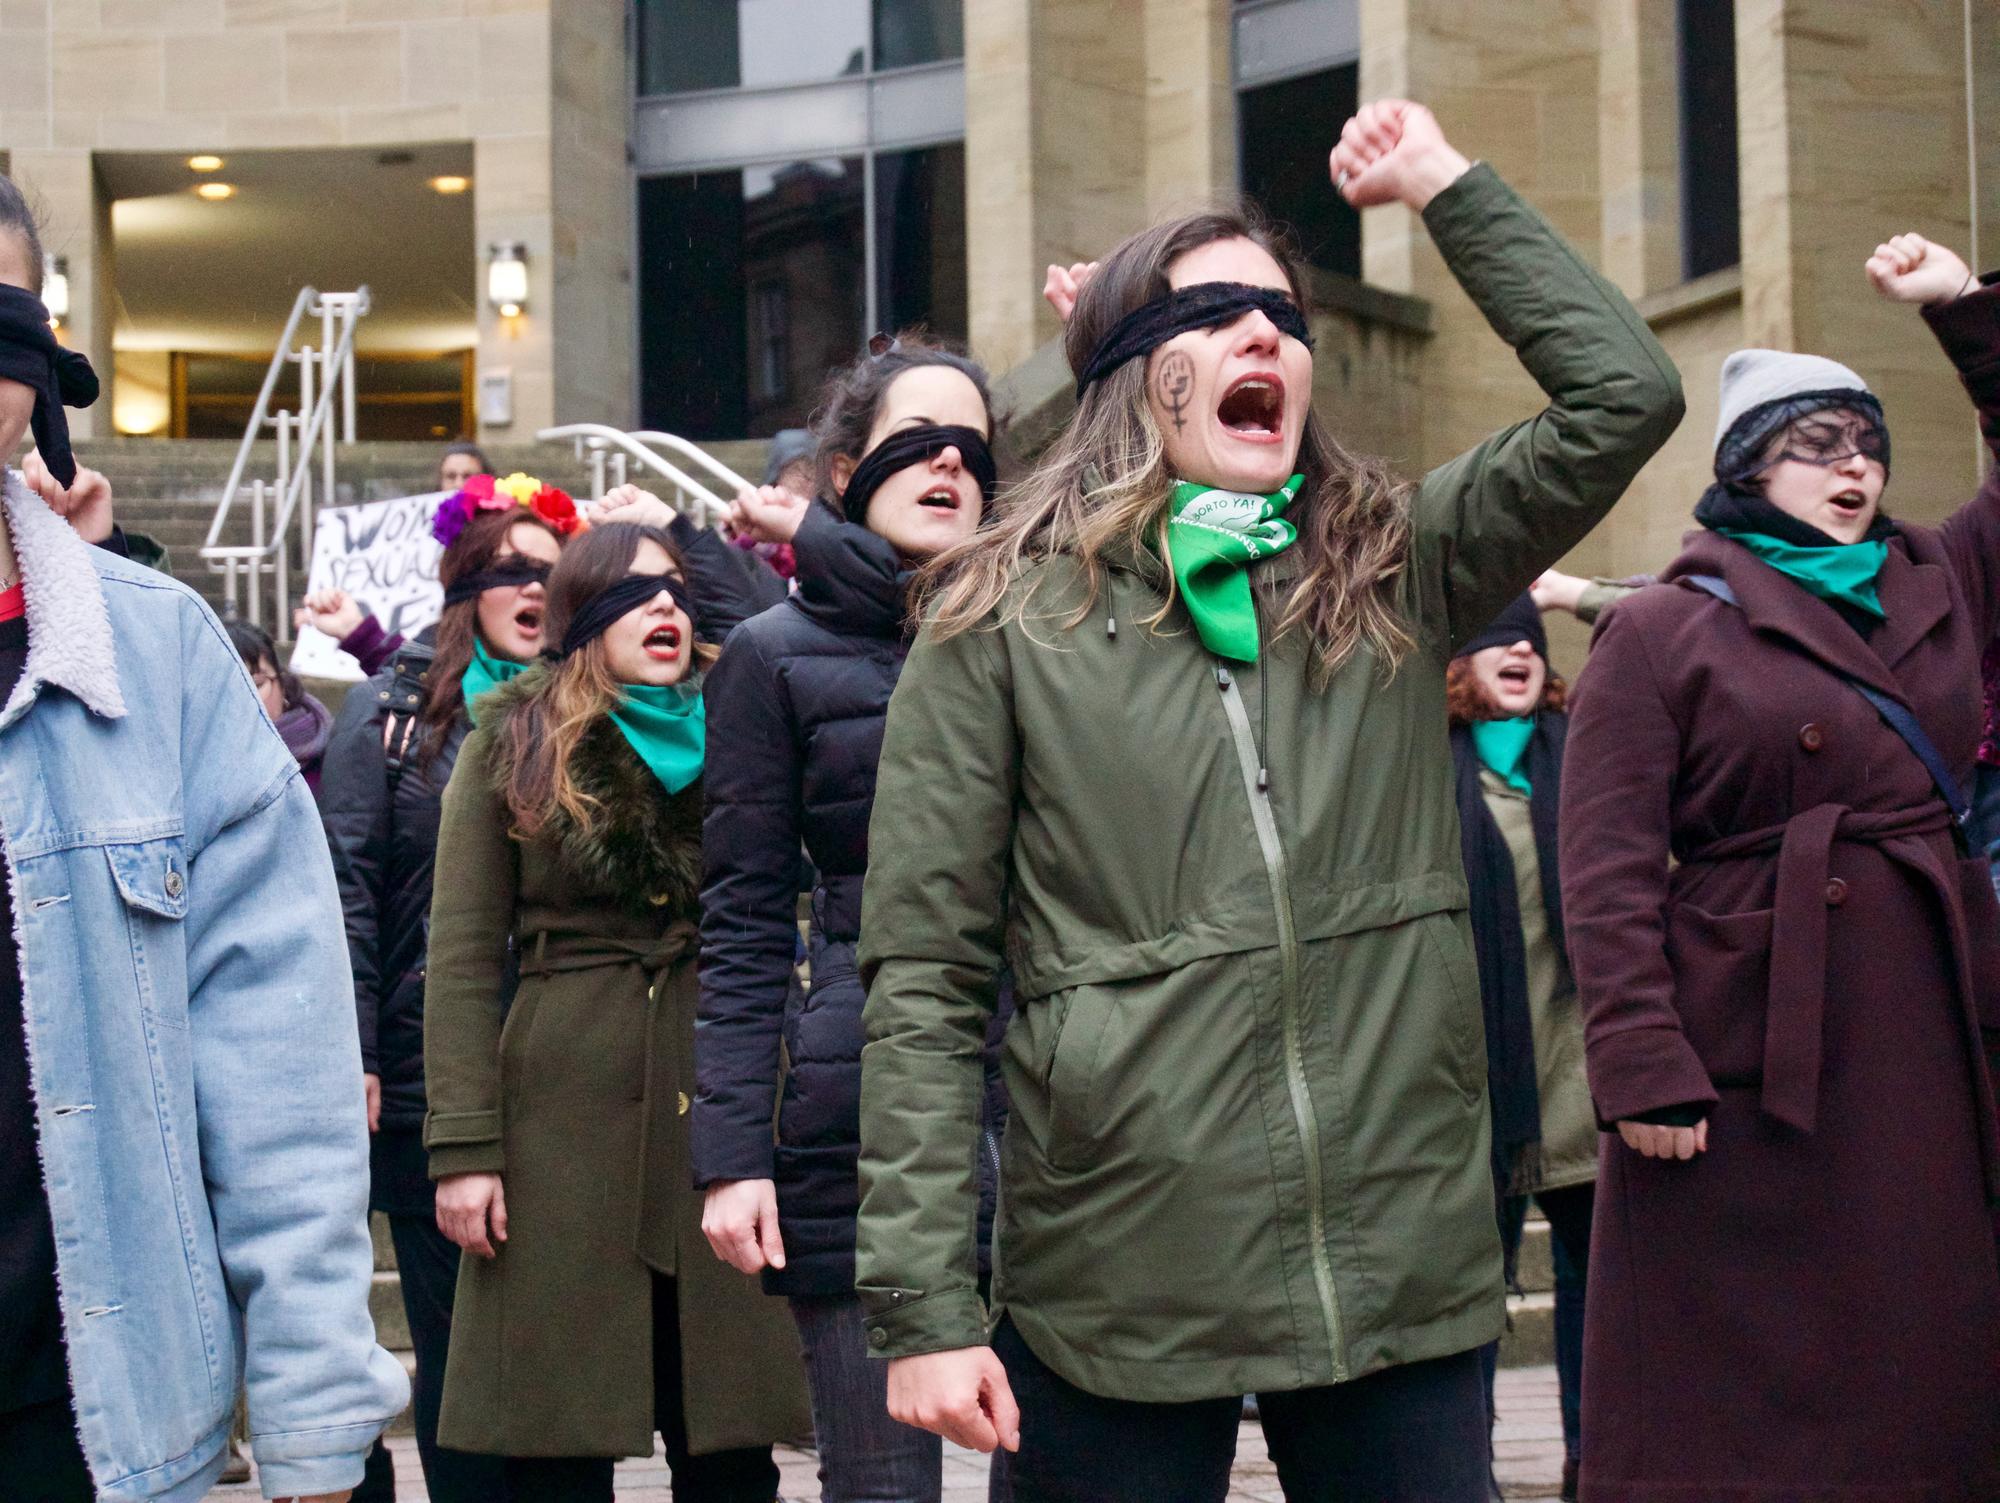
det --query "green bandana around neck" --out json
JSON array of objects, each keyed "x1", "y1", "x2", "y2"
[
  {"x1": 1715, "y1": 529, "x2": 1889, "y2": 620},
  {"x1": 1470, "y1": 716, "x2": 1536, "y2": 796},
  {"x1": 461, "y1": 639, "x2": 526, "y2": 726},
  {"x1": 1165, "y1": 473, "x2": 1302, "y2": 661},
  {"x1": 611, "y1": 683, "x2": 706, "y2": 795}
]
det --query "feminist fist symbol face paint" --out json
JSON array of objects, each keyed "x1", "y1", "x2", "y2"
[{"x1": 1156, "y1": 350, "x2": 1195, "y2": 434}]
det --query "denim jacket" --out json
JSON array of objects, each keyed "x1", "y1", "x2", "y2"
[{"x1": 0, "y1": 472, "x2": 408, "y2": 1499}]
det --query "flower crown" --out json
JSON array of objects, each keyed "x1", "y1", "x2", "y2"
[{"x1": 431, "y1": 471, "x2": 581, "y2": 548}]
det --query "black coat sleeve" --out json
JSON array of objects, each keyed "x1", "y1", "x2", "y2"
[
  {"x1": 318, "y1": 676, "x2": 394, "y2": 1075},
  {"x1": 692, "y1": 622, "x2": 805, "y2": 1186},
  {"x1": 670, "y1": 513, "x2": 788, "y2": 645}
]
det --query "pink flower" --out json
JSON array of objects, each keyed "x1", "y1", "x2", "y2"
[{"x1": 462, "y1": 473, "x2": 506, "y2": 510}]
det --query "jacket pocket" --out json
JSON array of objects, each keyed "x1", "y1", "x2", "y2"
[
  {"x1": 1664, "y1": 903, "x2": 1774, "y2": 1085},
  {"x1": 1044, "y1": 982, "x2": 1116, "y2": 1173},
  {"x1": 1417, "y1": 913, "x2": 1486, "y2": 1103},
  {"x1": 106, "y1": 837, "x2": 191, "y2": 1031}
]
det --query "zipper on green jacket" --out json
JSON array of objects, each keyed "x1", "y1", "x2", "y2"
[{"x1": 1212, "y1": 660, "x2": 1346, "y2": 1382}]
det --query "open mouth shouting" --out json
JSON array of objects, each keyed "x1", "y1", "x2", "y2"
[
  {"x1": 514, "y1": 604, "x2": 544, "y2": 638},
  {"x1": 644, "y1": 622, "x2": 683, "y2": 663},
  {"x1": 1826, "y1": 487, "x2": 1869, "y2": 520},
  {"x1": 1216, "y1": 373, "x2": 1286, "y2": 444},
  {"x1": 1497, "y1": 662, "x2": 1533, "y2": 693},
  {"x1": 915, "y1": 481, "x2": 964, "y2": 513}
]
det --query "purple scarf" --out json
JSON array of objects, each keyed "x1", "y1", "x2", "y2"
[{"x1": 276, "y1": 694, "x2": 334, "y2": 794}]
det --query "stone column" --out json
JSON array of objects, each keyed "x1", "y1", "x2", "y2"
[
  {"x1": 1358, "y1": 0, "x2": 1601, "y2": 473},
  {"x1": 1144, "y1": 0, "x2": 1235, "y2": 222},
  {"x1": 549, "y1": 0, "x2": 634, "y2": 431},
  {"x1": 1597, "y1": 0, "x2": 1683, "y2": 301},
  {"x1": 1736, "y1": 0, "x2": 1979, "y2": 522},
  {"x1": 964, "y1": 0, "x2": 1154, "y2": 375},
  {"x1": 472, "y1": 9, "x2": 556, "y2": 442},
  {"x1": 9, "y1": 149, "x2": 111, "y2": 441}
]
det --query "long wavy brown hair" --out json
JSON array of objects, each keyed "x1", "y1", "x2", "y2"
[
  {"x1": 498, "y1": 522, "x2": 714, "y2": 839},
  {"x1": 917, "y1": 210, "x2": 1414, "y2": 679},
  {"x1": 1445, "y1": 657, "x2": 1568, "y2": 726},
  {"x1": 416, "y1": 507, "x2": 564, "y2": 765}
]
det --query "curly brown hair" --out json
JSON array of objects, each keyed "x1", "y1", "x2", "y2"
[{"x1": 1445, "y1": 656, "x2": 1568, "y2": 727}]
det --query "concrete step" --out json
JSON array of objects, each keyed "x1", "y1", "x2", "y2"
[{"x1": 1500, "y1": 1292, "x2": 1556, "y2": 1368}]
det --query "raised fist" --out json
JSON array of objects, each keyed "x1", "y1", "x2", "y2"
[{"x1": 1329, "y1": 100, "x2": 1471, "y2": 212}]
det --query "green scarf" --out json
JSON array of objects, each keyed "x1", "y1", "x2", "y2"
[
  {"x1": 1715, "y1": 529, "x2": 1889, "y2": 620},
  {"x1": 461, "y1": 639, "x2": 525, "y2": 726},
  {"x1": 1470, "y1": 716, "x2": 1536, "y2": 796},
  {"x1": 611, "y1": 683, "x2": 706, "y2": 795},
  {"x1": 1165, "y1": 473, "x2": 1302, "y2": 661}
]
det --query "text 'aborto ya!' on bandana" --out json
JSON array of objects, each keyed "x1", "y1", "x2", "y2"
[
  {"x1": 0, "y1": 284, "x2": 99, "y2": 489},
  {"x1": 840, "y1": 424, "x2": 998, "y2": 524},
  {"x1": 1075, "y1": 282, "x2": 1315, "y2": 398},
  {"x1": 1166, "y1": 474, "x2": 1302, "y2": 662}
]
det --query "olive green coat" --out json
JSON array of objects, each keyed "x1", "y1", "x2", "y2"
[
  {"x1": 854, "y1": 165, "x2": 1684, "y2": 1402},
  {"x1": 423, "y1": 672, "x2": 810, "y2": 1457}
]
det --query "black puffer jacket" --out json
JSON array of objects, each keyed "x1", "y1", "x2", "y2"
[
  {"x1": 321, "y1": 642, "x2": 463, "y2": 1128},
  {"x1": 694, "y1": 504, "x2": 1009, "y2": 1296},
  {"x1": 322, "y1": 517, "x2": 784, "y2": 1129}
]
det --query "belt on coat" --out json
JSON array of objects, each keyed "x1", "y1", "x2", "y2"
[
  {"x1": 1680, "y1": 801, "x2": 2000, "y2": 1187},
  {"x1": 519, "y1": 924, "x2": 696, "y2": 980}
]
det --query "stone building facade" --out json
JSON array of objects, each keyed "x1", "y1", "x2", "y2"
[{"x1": 0, "y1": 0, "x2": 1993, "y2": 644}]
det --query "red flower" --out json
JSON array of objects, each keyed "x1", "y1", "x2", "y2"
[
  {"x1": 461, "y1": 472, "x2": 497, "y2": 502},
  {"x1": 530, "y1": 484, "x2": 579, "y2": 535}
]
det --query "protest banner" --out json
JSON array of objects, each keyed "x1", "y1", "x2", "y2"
[{"x1": 288, "y1": 490, "x2": 447, "y2": 680}]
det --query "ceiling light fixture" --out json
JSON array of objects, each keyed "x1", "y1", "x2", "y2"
[
  {"x1": 187, "y1": 154, "x2": 225, "y2": 172},
  {"x1": 195, "y1": 182, "x2": 237, "y2": 201},
  {"x1": 430, "y1": 174, "x2": 471, "y2": 195}
]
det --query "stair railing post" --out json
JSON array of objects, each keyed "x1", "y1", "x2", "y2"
[{"x1": 249, "y1": 479, "x2": 266, "y2": 629}]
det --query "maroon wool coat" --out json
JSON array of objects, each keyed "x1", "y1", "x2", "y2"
[{"x1": 1560, "y1": 286, "x2": 2000, "y2": 1503}]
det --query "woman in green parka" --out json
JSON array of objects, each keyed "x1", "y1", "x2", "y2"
[
  {"x1": 853, "y1": 99, "x2": 1683, "y2": 1502},
  {"x1": 422, "y1": 521, "x2": 809, "y2": 1500}
]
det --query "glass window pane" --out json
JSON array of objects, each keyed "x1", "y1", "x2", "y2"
[
  {"x1": 638, "y1": 0, "x2": 870, "y2": 97},
  {"x1": 873, "y1": 0, "x2": 963, "y2": 70},
  {"x1": 1677, "y1": 0, "x2": 1740, "y2": 278},
  {"x1": 1237, "y1": 64, "x2": 1360, "y2": 278},
  {"x1": 875, "y1": 142, "x2": 967, "y2": 342},
  {"x1": 638, "y1": 158, "x2": 865, "y2": 440}
]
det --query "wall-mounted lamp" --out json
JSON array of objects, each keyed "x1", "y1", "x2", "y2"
[
  {"x1": 487, "y1": 242, "x2": 528, "y2": 319},
  {"x1": 43, "y1": 256, "x2": 69, "y2": 328}
]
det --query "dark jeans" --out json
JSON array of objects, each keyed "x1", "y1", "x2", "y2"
[
  {"x1": 0, "y1": 1395, "x2": 93, "y2": 1502},
  {"x1": 385, "y1": 1205, "x2": 509, "y2": 1502},
  {"x1": 991, "y1": 1316, "x2": 1489, "y2": 1503},
  {"x1": 503, "y1": 1272, "x2": 778, "y2": 1503},
  {"x1": 1975, "y1": 762, "x2": 2000, "y2": 899},
  {"x1": 1483, "y1": 1182, "x2": 1593, "y2": 1465},
  {"x1": 790, "y1": 1294, "x2": 942, "y2": 1502}
]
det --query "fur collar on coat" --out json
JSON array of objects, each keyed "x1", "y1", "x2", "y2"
[{"x1": 474, "y1": 667, "x2": 705, "y2": 915}]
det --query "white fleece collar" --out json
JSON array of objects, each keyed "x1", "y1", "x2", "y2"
[{"x1": 1, "y1": 469, "x2": 127, "y2": 723}]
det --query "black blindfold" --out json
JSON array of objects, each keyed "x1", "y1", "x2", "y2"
[
  {"x1": 0, "y1": 283, "x2": 99, "y2": 489},
  {"x1": 1075, "y1": 281, "x2": 1313, "y2": 398}
]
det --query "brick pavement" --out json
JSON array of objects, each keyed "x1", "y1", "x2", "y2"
[{"x1": 208, "y1": 1364, "x2": 1568, "y2": 1501}]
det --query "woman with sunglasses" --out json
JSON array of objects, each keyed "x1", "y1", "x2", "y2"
[{"x1": 1561, "y1": 234, "x2": 2000, "y2": 1501}]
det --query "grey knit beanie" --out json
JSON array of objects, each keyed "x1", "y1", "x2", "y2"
[
  {"x1": 762, "y1": 428, "x2": 814, "y2": 487},
  {"x1": 1713, "y1": 349, "x2": 1872, "y2": 450}
]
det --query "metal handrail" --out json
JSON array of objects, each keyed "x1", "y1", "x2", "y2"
[
  {"x1": 625, "y1": 431, "x2": 753, "y2": 496},
  {"x1": 535, "y1": 424, "x2": 736, "y2": 526},
  {"x1": 199, "y1": 289, "x2": 369, "y2": 630},
  {"x1": 200, "y1": 287, "x2": 316, "y2": 552}
]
